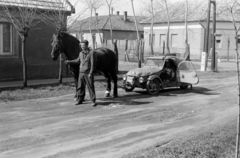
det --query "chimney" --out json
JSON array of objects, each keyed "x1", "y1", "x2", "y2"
[
  {"x1": 116, "y1": 11, "x2": 119, "y2": 15},
  {"x1": 95, "y1": 13, "x2": 98, "y2": 16},
  {"x1": 124, "y1": 11, "x2": 127, "y2": 21}
]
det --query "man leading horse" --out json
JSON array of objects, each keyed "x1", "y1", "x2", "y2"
[{"x1": 65, "y1": 40, "x2": 97, "y2": 106}]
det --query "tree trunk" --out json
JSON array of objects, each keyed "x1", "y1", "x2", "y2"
[
  {"x1": 131, "y1": 0, "x2": 141, "y2": 68},
  {"x1": 150, "y1": 0, "x2": 154, "y2": 55},
  {"x1": 59, "y1": 54, "x2": 63, "y2": 84},
  {"x1": 21, "y1": 37, "x2": 27, "y2": 87},
  {"x1": 231, "y1": 11, "x2": 240, "y2": 158},
  {"x1": 95, "y1": 11, "x2": 103, "y2": 46},
  {"x1": 108, "y1": 6, "x2": 113, "y2": 45},
  {"x1": 89, "y1": 9, "x2": 95, "y2": 49},
  {"x1": 184, "y1": 0, "x2": 190, "y2": 60},
  {"x1": 165, "y1": 0, "x2": 170, "y2": 54}
]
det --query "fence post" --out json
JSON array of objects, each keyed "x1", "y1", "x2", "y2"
[
  {"x1": 125, "y1": 39, "x2": 129, "y2": 62},
  {"x1": 114, "y1": 39, "x2": 119, "y2": 73},
  {"x1": 163, "y1": 41, "x2": 165, "y2": 55},
  {"x1": 227, "y1": 38, "x2": 230, "y2": 61},
  {"x1": 59, "y1": 54, "x2": 63, "y2": 84},
  {"x1": 142, "y1": 40, "x2": 145, "y2": 63},
  {"x1": 137, "y1": 40, "x2": 141, "y2": 68}
]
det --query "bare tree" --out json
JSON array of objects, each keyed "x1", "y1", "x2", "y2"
[
  {"x1": 40, "y1": 0, "x2": 74, "y2": 84},
  {"x1": 150, "y1": 0, "x2": 154, "y2": 55},
  {"x1": 184, "y1": 0, "x2": 190, "y2": 60},
  {"x1": 163, "y1": 0, "x2": 170, "y2": 54},
  {"x1": 0, "y1": 0, "x2": 41, "y2": 87},
  {"x1": 218, "y1": 0, "x2": 240, "y2": 157},
  {"x1": 81, "y1": 0, "x2": 104, "y2": 48},
  {"x1": 131, "y1": 0, "x2": 141, "y2": 67},
  {"x1": 105, "y1": 0, "x2": 113, "y2": 44}
]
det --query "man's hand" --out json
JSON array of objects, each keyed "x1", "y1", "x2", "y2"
[
  {"x1": 64, "y1": 60, "x2": 69, "y2": 65},
  {"x1": 88, "y1": 74, "x2": 92, "y2": 78}
]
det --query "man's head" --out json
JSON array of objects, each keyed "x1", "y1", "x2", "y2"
[
  {"x1": 80, "y1": 40, "x2": 89, "y2": 51},
  {"x1": 165, "y1": 59, "x2": 171, "y2": 67}
]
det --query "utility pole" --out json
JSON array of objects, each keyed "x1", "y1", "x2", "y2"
[
  {"x1": 204, "y1": 0, "x2": 211, "y2": 71},
  {"x1": 211, "y1": 0, "x2": 216, "y2": 72},
  {"x1": 204, "y1": 0, "x2": 216, "y2": 72}
]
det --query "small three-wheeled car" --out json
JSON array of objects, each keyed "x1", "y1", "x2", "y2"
[{"x1": 123, "y1": 55, "x2": 199, "y2": 95}]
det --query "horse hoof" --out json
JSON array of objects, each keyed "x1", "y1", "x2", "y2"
[{"x1": 113, "y1": 94, "x2": 118, "y2": 98}]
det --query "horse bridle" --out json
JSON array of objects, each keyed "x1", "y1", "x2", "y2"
[{"x1": 53, "y1": 34, "x2": 64, "y2": 57}]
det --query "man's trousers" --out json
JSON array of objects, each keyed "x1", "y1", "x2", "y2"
[{"x1": 77, "y1": 73, "x2": 96, "y2": 103}]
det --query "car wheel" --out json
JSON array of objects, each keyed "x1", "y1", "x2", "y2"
[
  {"x1": 146, "y1": 79, "x2": 161, "y2": 95},
  {"x1": 180, "y1": 84, "x2": 189, "y2": 89},
  {"x1": 125, "y1": 85, "x2": 135, "y2": 92}
]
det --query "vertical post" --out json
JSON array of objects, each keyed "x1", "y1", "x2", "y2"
[
  {"x1": 22, "y1": 37, "x2": 27, "y2": 87},
  {"x1": 137, "y1": 40, "x2": 141, "y2": 68},
  {"x1": 204, "y1": 0, "x2": 211, "y2": 71},
  {"x1": 211, "y1": 0, "x2": 216, "y2": 72},
  {"x1": 227, "y1": 38, "x2": 230, "y2": 61},
  {"x1": 141, "y1": 40, "x2": 145, "y2": 63},
  {"x1": 163, "y1": 41, "x2": 165, "y2": 55},
  {"x1": 125, "y1": 39, "x2": 129, "y2": 62},
  {"x1": 59, "y1": 54, "x2": 63, "y2": 84},
  {"x1": 114, "y1": 39, "x2": 119, "y2": 73},
  {"x1": 150, "y1": 0, "x2": 154, "y2": 55}
]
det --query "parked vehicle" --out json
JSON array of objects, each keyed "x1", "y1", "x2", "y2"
[{"x1": 123, "y1": 55, "x2": 199, "y2": 95}]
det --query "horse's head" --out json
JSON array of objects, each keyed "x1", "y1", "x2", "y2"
[{"x1": 51, "y1": 33, "x2": 63, "y2": 61}]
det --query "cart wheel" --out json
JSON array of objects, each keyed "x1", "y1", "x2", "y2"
[{"x1": 146, "y1": 79, "x2": 161, "y2": 95}]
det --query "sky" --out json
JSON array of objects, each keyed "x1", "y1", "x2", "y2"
[{"x1": 68, "y1": 0, "x2": 144, "y2": 18}]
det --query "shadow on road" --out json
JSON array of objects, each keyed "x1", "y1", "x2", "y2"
[
  {"x1": 96, "y1": 86, "x2": 219, "y2": 106},
  {"x1": 156, "y1": 86, "x2": 220, "y2": 96}
]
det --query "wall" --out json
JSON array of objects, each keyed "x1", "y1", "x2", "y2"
[
  {"x1": 143, "y1": 22, "x2": 203, "y2": 59},
  {"x1": 0, "y1": 21, "x2": 67, "y2": 81},
  {"x1": 143, "y1": 21, "x2": 240, "y2": 60}
]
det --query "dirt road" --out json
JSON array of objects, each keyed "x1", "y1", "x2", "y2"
[{"x1": 0, "y1": 75, "x2": 238, "y2": 158}]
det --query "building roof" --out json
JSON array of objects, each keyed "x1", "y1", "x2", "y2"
[
  {"x1": 70, "y1": 12, "x2": 145, "y2": 32},
  {"x1": 0, "y1": 0, "x2": 74, "y2": 13},
  {"x1": 140, "y1": 0, "x2": 232, "y2": 24}
]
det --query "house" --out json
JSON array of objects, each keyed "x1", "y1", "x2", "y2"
[
  {"x1": 0, "y1": 0, "x2": 74, "y2": 81},
  {"x1": 140, "y1": 0, "x2": 239, "y2": 59},
  {"x1": 69, "y1": 11, "x2": 145, "y2": 60}
]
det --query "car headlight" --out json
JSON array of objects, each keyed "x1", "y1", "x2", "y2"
[
  {"x1": 123, "y1": 74, "x2": 127, "y2": 80},
  {"x1": 139, "y1": 77, "x2": 144, "y2": 83}
]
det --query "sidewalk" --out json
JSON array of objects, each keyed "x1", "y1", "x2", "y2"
[
  {"x1": 0, "y1": 60, "x2": 237, "y2": 89},
  {"x1": 0, "y1": 74, "x2": 124, "y2": 89}
]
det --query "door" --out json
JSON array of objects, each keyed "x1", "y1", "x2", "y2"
[{"x1": 177, "y1": 61, "x2": 199, "y2": 84}]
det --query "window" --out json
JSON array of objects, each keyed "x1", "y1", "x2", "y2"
[
  {"x1": 171, "y1": 34, "x2": 178, "y2": 47},
  {"x1": 160, "y1": 34, "x2": 166, "y2": 46},
  {"x1": 215, "y1": 34, "x2": 222, "y2": 48},
  {"x1": 0, "y1": 23, "x2": 13, "y2": 55},
  {"x1": 149, "y1": 34, "x2": 155, "y2": 46}
]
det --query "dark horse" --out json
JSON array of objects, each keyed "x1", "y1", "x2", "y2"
[{"x1": 51, "y1": 32, "x2": 118, "y2": 98}]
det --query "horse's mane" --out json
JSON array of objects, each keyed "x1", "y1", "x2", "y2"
[{"x1": 61, "y1": 32, "x2": 80, "y2": 45}]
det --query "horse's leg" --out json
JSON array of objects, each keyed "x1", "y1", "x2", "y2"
[
  {"x1": 102, "y1": 70, "x2": 111, "y2": 97},
  {"x1": 109, "y1": 70, "x2": 118, "y2": 98}
]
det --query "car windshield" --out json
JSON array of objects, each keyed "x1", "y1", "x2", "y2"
[{"x1": 144, "y1": 59, "x2": 164, "y2": 68}]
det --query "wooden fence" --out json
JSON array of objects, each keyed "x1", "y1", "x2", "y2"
[{"x1": 103, "y1": 39, "x2": 145, "y2": 62}]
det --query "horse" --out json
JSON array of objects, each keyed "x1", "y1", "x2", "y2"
[{"x1": 51, "y1": 32, "x2": 118, "y2": 98}]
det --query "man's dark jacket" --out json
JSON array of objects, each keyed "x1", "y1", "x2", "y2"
[{"x1": 68, "y1": 48, "x2": 95, "y2": 75}]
